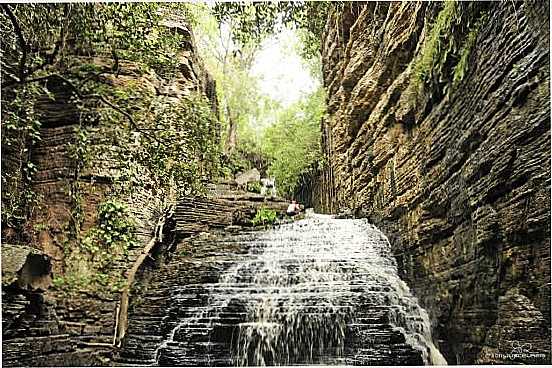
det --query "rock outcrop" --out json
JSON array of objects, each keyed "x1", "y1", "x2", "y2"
[
  {"x1": 175, "y1": 195, "x2": 288, "y2": 235},
  {"x1": 2, "y1": 244, "x2": 52, "y2": 291},
  {"x1": 314, "y1": 1, "x2": 550, "y2": 364}
]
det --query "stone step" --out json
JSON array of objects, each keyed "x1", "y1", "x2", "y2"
[{"x1": 117, "y1": 217, "x2": 434, "y2": 366}]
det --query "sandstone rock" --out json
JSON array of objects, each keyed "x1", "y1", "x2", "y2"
[
  {"x1": 235, "y1": 168, "x2": 261, "y2": 188},
  {"x1": 2, "y1": 14, "x2": 219, "y2": 367},
  {"x1": 174, "y1": 193, "x2": 289, "y2": 235},
  {"x1": 477, "y1": 288, "x2": 550, "y2": 364}
]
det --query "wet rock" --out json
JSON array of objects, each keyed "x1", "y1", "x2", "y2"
[
  {"x1": 477, "y1": 288, "x2": 551, "y2": 364},
  {"x1": 174, "y1": 194, "x2": 289, "y2": 234},
  {"x1": 117, "y1": 217, "x2": 444, "y2": 366},
  {"x1": 224, "y1": 225, "x2": 243, "y2": 233}
]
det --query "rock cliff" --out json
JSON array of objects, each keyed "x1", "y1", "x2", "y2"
[
  {"x1": 1, "y1": 16, "x2": 219, "y2": 366},
  {"x1": 316, "y1": 1, "x2": 550, "y2": 364}
]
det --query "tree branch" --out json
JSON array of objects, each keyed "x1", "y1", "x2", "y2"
[
  {"x1": 1, "y1": 4, "x2": 28, "y2": 82},
  {"x1": 2, "y1": 4, "x2": 72, "y2": 89},
  {"x1": 61, "y1": 76, "x2": 170, "y2": 147},
  {"x1": 28, "y1": 37, "x2": 62, "y2": 76}
]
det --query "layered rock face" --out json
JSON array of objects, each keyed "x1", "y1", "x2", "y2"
[
  {"x1": 317, "y1": 1, "x2": 550, "y2": 364},
  {"x1": 28, "y1": 20, "x2": 218, "y2": 273},
  {"x1": 1, "y1": 18, "x2": 219, "y2": 367}
]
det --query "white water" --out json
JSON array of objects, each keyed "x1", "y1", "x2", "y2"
[{"x1": 154, "y1": 214, "x2": 447, "y2": 366}]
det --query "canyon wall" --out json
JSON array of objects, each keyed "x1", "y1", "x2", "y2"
[
  {"x1": 2, "y1": 18, "x2": 219, "y2": 366},
  {"x1": 318, "y1": 1, "x2": 550, "y2": 364}
]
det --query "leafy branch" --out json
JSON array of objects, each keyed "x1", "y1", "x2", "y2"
[
  {"x1": 0, "y1": 3, "x2": 70, "y2": 89},
  {"x1": 1, "y1": 4, "x2": 27, "y2": 83}
]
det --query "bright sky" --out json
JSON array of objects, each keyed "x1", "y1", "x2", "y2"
[{"x1": 251, "y1": 28, "x2": 319, "y2": 108}]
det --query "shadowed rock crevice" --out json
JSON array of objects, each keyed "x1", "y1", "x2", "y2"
[{"x1": 2, "y1": 245, "x2": 53, "y2": 292}]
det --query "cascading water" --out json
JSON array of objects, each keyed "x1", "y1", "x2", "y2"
[{"x1": 120, "y1": 214, "x2": 447, "y2": 366}]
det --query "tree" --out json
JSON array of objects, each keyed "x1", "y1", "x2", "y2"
[
  {"x1": 194, "y1": 5, "x2": 279, "y2": 175},
  {"x1": 0, "y1": 3, "x2": 203, "y2": 87},
  {"x1": 194, "y1": 4, "x2": 329, "y2": 181},
  {"x1": 212, "y1": 1, "x2": 337, "y2": 61},
  {"x1": 262, "y1": 88, "x2": 325, "y2": 197}
]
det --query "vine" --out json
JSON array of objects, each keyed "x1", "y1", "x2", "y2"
[
  {"x1": 1, "y1": 85, "x2": 44, "y2": 238},
  {"x1": 53, "y1": 199, "x2": 137, "y2": 295},
  {"x1": 66, "y1": 123, "x2": 90, "y2": 237},
  {"x1": 452, "y1": 12, "x2": 489, "y2": 87}
]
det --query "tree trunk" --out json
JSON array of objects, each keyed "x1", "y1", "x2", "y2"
[{"x1": 225, "y1": 106, "x2": 237, "y2": 154}]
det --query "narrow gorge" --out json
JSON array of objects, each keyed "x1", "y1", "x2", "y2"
[
  {"x1": 1, "y1": 1, "x2": 550, "y2": 367},
  {"x1": 309, "y1": 1, "x2": 551, "y2": 364}
]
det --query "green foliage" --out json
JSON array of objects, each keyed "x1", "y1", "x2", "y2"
[
  {"x1": 0, "y1": 4, "x2": 223, "y2": 298},
  {"x1": 252, "y1": 207, "x2": 278, "y2": 226},
  {"x1": 1, "y1": 4, "x2": 72, "y2": 83},
  {"x1": 1, "y1": 87, "x2": 42, "y2": 147},
  {"x1": 247, "y1": 181, "x2": 262, "y2": 194},
  {"x1": 56, "y1": 71, "x2": 221, "y2": 203},
  {"x1": 52, "y1": 272, "x2": 127, "y2": 294},
  {"x1": 261, "y1": 88, "x2": 325, "y2": 197},
  {"x1": 1, "y1": 181, "x2": 39, "y2": 232},
  {"x1": 81, "y1": 200, "x2": 136, "y2": 261},
  {"x1": 212, "y1": 2, "x2": 338, "y2": 60},
  {"x1": 220, "y1": 141, "x2": 269, "y2": 179},
  {"x1": 411, "y1": 1, "x2": 490, "y2": 95},
  {"x1": 1, "y1": 85, "x2": 43, "y2": 232},
  {"x1": 57, "y1": 199, "x2": 136, "y2": 295},
  {"x1": 195, "y1": 5, "x2": 330, "y2": 187},
  {"x1": 1, "y1": 3, "x2": 219, "y2": 235},
  {"x1": 452, "y1": 12, "x2": 488, "y2": 87},
  {"x1": 221, "y1": 150, "x2": 254, "y2": 177},
  {"x1": 65, "y1": 125, "x2": 91, "y2": 235},
  {"x1": 0, "y1": 3, "x2": 201, "y2": 84},
  {"x1": 104, "y1": 88, "x2": 221, "y2": 200},
  {"x1": 32, "y1": 222, "x2": 48, "y2": 232},
  {"x1": 412, "y1": 1, "x2": 459, "y2": 91},
  {"x1": 194, "y1": 6, "x2": 277, "y2": 162}
]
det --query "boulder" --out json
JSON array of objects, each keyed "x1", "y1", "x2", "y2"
[
  {"x1": 235, "y1": 168, "x2": 260, "y2": 187},
  {"x1": 2, "y1": 244, "x2": 53, "y2": 291}
]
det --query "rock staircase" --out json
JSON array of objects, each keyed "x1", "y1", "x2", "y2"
[{"x1": 116, "y1": 216, "x2": 445, "y2": 366}]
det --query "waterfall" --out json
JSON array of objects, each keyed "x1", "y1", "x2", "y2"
[{"x1": 129, "y1": 215, "x2": 447, "y2": 366}]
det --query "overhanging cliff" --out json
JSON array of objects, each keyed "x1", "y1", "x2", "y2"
[{"x1": 317, "y1": 1, "x2": 550, "y2": 364}]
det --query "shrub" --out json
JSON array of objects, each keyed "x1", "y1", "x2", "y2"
[
  {"x1": 247, "y1": 181, "x2": 262, "y2": 193},
  {"x1": 252, "y1": 207, "x2": 278, "y2": 226}
]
